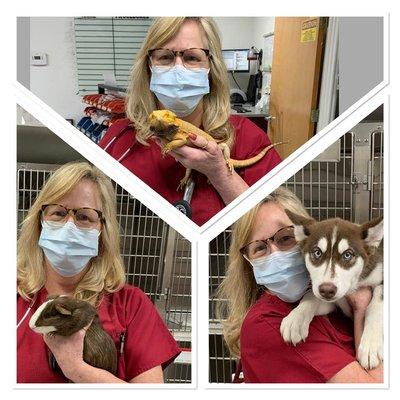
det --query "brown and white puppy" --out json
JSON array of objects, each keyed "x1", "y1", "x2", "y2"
[
  {"x1": 29, "y1": 295, "x2": 118, "y2": 375},
  {"x1": 280, "y1": 211, "x2": 383, "y2": 370}
]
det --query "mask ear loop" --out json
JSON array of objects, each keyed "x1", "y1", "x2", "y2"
[{"x1": 97, "y1": 219, "x2": 104, "y2": 237}]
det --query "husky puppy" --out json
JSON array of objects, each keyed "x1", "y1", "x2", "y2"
[{"x1": 280, "y1": 211, "x2": 383, "y2": 370}]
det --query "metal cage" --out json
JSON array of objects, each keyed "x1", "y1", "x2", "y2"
[
  {"x1": 17, "y1": 163, "x2": 191, "y2": 384},
  {"x1": 209, "y1": 125, "x2": 384, "y2": 383}
]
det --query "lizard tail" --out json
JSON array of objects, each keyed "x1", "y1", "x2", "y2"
[{"x1": 230, "y1": 141, "x2": 287, "y2": 168}]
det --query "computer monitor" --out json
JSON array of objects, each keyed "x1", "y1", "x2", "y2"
[{"x1": 222, "y1": 49, "x2": 250, "y2": 72}]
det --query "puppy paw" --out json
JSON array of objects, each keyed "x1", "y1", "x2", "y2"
[
  {"x1": 358, "y1": 327, "x2": 383, "y2": 370},
  {"x1": 280, "y1": 309, "x2": 311, "y2": 346}
]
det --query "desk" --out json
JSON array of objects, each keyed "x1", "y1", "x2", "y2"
[
  {"x1": 230, "y1": 104, "x2": 269, "y2": 118},
  {"x1": 230, "y1": 105, "x2": 270, "y2": 133}
]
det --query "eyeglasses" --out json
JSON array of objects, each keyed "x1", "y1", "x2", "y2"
[
  {"x1": 148, "y1": 48, "x2": 212, "y2": 70},
  {"x1": 41, "y1": 204, "x2": 104, "y2": 229},
  {"x1": 240, "y1": 226, "x2": 296, "y2": 261}
]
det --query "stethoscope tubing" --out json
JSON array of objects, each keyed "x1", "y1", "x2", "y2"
[
  {"x1": 102, "y1": 126, "x2": 137, "y2": 164},
  {"x1": 17, "y1": 293, "x2": 38, "y2": 329},
  {"x1": 104, "y1": 126, "x2": 195, "y2": 214}
]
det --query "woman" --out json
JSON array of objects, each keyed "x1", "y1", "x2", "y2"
[
  {"x1": 217, "y1": 187, "x2": 383, "y2": 383},
  {"x1": 17, "y1": 161, "x2": 181, "y2": 383},
  {"x1": 99, "y1": 17, "x2": 281, "y2": 226}
]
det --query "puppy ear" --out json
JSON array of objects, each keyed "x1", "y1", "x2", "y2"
[
  {"x1": 361, "y1": 216, "x2": 383, "y2": 248},
  {"x1": 55, "y1": 304, "x2": 72, "y2": 316},
  {"x1": 285, "y1": 209, "x2": 315, "y2": 242}
]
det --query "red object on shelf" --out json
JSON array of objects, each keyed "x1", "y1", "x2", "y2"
[
  {"x1": 81, "y1": 93, "x2": 127, "y2": 134},
  {"x1": 84, "y1": 106, "x2": 97, "y2": 117},
  {"x1": 83, "y1": 94, "x2": 125, "y2": 114}
]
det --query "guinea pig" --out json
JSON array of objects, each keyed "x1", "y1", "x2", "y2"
[{"x1": 29, "y1": 295, "x2": 118, "y2": 376}]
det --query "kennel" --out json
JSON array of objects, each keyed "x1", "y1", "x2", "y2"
[
  {"x1": 17, "y1": 163, "x2": 191, "y2": 383},
  {"x1": 209, "y1": 122, "x2": 384, "y2": 383}
]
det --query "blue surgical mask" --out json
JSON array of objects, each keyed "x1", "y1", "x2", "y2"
[
  {"x1": 150, "y1": 65, "x2": 210, "y2": 117},
  {"x1": 38, "y1": 220, "x2": 100, "y2": 277},
  {"x1": 249, "y1": 248, "x2": 310, "y2": 303}
]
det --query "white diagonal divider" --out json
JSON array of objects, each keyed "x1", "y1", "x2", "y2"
[
  {"x1": 14, "y1": 81, "x2": 201, "y2": 241},
  {"x1": 14, "y1": 78, "x2": 388, "y2": 243}
]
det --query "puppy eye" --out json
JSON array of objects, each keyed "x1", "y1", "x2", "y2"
[
  {"x1": 342, "y1": 249, "x2": 354, "y2": 261},
  {"x1": 311, "y1": 247, "x2": 322, "y2": 259}
]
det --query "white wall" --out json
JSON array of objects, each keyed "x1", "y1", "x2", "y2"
[
  {"x1": 30, "y1": 17, "x2": 84, "y2": 124},
  {"x1": 215, "y1": 17, "x2": 275, "y2": 51},
  {"x1": 215, "y1": 17, "x2": 275, "y2": 96},
  {"x1": 253, "y1": 17, "x2": 275, "y2": 94},
  {"x1": 29, "y1": 17, "x2": 275, "y2": 121},
  {"x1": 252, "y1": 17, "x2": 275, "y2": 52}
]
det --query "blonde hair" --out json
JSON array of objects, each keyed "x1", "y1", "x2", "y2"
[
  {"x1": 217, "y1": 187, "x2": 311, "y2": 357},
  {"x1": 17, "y1": 161, "x2": 126, "y2": 306},
  {"x1": 126, "y1": 17, "x2": 234, "y2": 147}
]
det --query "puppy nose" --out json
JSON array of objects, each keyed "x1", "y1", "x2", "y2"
[{"x1": 318, "y1": 283, "x2": 337, "y2": 300}]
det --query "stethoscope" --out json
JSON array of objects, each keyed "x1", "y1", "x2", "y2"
[
  {"x1": 105, "y1": 126, "x2": 196, "y2": 220},
  {"x1": 173, "y1": 177, "x2": 195, "y2": 220},
  {"x1": 103, "y1": 126, "x2": 137, "y2": 163},
  {"x1": 17, "y1": 293, "x2": 39, "y2": 329}
]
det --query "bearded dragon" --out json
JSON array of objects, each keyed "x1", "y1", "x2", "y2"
[{"x1": 148, "y1": 109, "x2": 285, "y2": 190}]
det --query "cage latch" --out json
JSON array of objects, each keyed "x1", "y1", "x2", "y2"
[
  {"x1": 352, "y1": 170, "x2": 371, "y2": 192},
  {"x1": 158, "y1": 287, "x2": 170, "y2": 301}
]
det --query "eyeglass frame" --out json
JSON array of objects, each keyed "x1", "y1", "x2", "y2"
[
  {"x1": 147, "y1": 47, "x2": 213, "y2": 68},
  {"x1": 40, "y1": 204, "x2": 105, "y2": 225},
  {"x1": 240, "y1": 225, "x2": 296, "y2": 259}
]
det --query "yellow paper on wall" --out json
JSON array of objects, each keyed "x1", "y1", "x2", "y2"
[{"x1": 301, "y1": 18, "x2": 318, "y2": 42}]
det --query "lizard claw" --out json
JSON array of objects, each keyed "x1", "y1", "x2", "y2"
[
  {"x1": 161, "y1": 147, "x2": 170, "y2": 156},
  {"x1": 226, "y1": 160, "x2": 234, "y2": 174},
  {"x1": 177, "y1": 178, "x2": 188, "y2": 191}
]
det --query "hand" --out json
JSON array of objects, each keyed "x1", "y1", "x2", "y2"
[
  {"x1": 154, "y1": 134, "x2": 229, "y2": 180},
  {"x1": 346, "y1": 286, "x2": 373, "y2": 314},
  {"x1": 153, "y1": 134, "x2": 249, "y2": 204},
  {"x1": 43, "y1": 324, "x2": 90, "y2": 380}
]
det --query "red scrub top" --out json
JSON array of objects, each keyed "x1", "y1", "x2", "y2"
[
  {"x1": 240, "y1": 292, "x2": 356, "y2": 383},
  {"x1": 99, "y1": 116, "x2": 282, "y2": 226},
  {"x1": 17, "y1": 284, "x2": 181, "y2": 383}
]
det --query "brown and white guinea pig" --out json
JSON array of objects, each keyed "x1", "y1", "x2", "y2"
[{"x1": 29, "y1": 295, "x2": 118, "y2": 375}]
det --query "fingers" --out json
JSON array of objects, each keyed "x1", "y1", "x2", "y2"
[
  {"x1": 170, "y1": 137, "x2": 221, "y2": 167},
  {"x1": 82, "y1": 318, "x2": 94, "y2": 333},
  {"x1": 171, "y1": 152, "x2": 188, "y2": 168},
  {"x1": 188, "y1": 133, "x2": 215, "y2": 153},
  {"x1": 152, "y1": 137, "x2": 164, "y2": 148},
  {"x1": 82, "y1": 321, "x2": 92, "y2": 332},
  {"x1": 43, "y1": 333, "x2": 51, "y2": 345}
]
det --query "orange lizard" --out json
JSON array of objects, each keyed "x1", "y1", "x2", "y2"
[{"x1": 148, "y1": 110, "x2": 285, "y2": 190}]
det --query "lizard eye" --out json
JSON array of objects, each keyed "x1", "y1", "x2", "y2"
[{"x1": 311, "y1": 247, "x2": 322, "y2": 259}]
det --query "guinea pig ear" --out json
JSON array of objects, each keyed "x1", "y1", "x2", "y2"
[
  {"x1": 284, "y1": 209, "x2": 315, "y2": 242},
  {"x1": 361, "y1": 216, "x2": 383, "y2": 248},
  {"x1": 55, "y1": 304, "x2": 73, "y2": 316}
]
